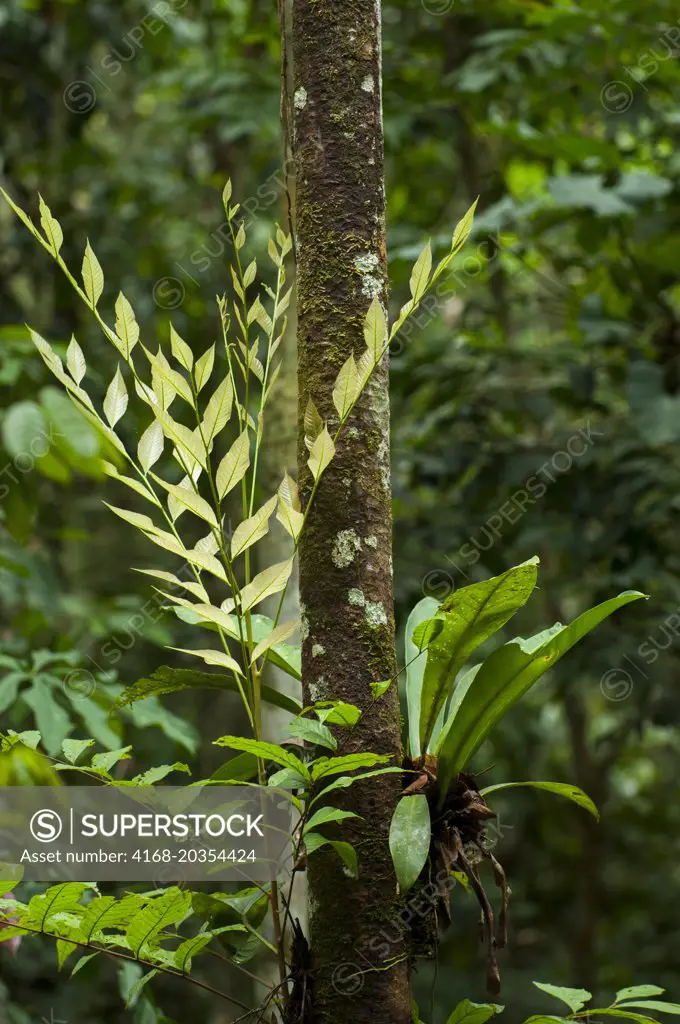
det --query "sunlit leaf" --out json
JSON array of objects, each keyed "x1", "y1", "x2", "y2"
[
  {"x1": 216, "y1": 431, "x2": 251, "y2": 499},
  {"x1": 103, "y1": 366, "x2": 128, "y2": 427},
  {"x1": 288, "y1": 717, "x2": 337, "y2": 750},
  {"x1": 303, "y1": 398, "x2": 323, "y2": 449},
  {"x1": 409, "y1": 241, "x2": 432, "y2": 301},
  {"x1": 169, "y1": 324, "x2": 193, "y2": 371},
  {"x1": 195, "y1": 344, "x2": 215, "y2": 391},
  {"x1": 239, "y1": 558, "x2": 293, "y2": 612},
  {"x1": 213, "y1": 736, "x2": 308, "y2": 777},
  {"x1": 82, "y1": 240, "x2": 104, "y2": 308},
  {"x1": 65, "y1": 336, "x2": 86, "y2": 385},
  {"x1": 38, "y1": 194, "x2": 63, "y2": 256},
  {"x1": 114, "y1": 293, "x2": 140, "y2": 359},
  {"x1": 170, "y1": 648, "x2": 243, "y2": 675},
  {"x1": 153, "y1": 477, "x2": 218, "y2": 528},
  {"x1": 251, "y1": 619, "x2": 298, "y2": 663},
  {"x1": 203, "y1": 379, "x2": 233, "y2": 444},
  {"x1": 307, "y1": 426, "x2": 335, "y2": 482},
  {"x1": 363, "y1": 296, "x2": 387, "y2": 362},
  {"x1": 332, "y1": 354, "x2": 359, "y2": 420},
  {"x1": 231, "y1": 496, "x2": 276, "y2": 558},
  {"x1": 137, "y1": 420, "x2": 164, "y2": 472}
]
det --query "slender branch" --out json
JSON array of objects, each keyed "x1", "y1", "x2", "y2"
[{"x1": 3, "y1": 920, "x2": 251, "y2": 1012}]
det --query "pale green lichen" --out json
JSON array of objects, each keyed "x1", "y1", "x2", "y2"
[
  {"x1": 309, "y1": 676, "x2": 328, "y2": 701},
  {"x1": 332, "y1": 528, "x2": 362, "y2": 568},
  {"x1": 376, "y1": 437, "x2": 390, "y2": 491},
  {"x1": 348, "y1": 588, "x2": 387, "y2": 628},
  {"x1": 365, "y1": 535, "x2": 378, "y2": 548},
  {"x1": 354, "y1": 252, "x2": 380, "y2": 275},
  {"x1": 312, "y1": 643, "x2": 325, "y2": 659},
  {"x1": 300, "y1": 602, "x2": 310, "y2": 644},
  {"x1": 361, "y1": 75, "x2": 375, "y2": 93},
  {"x1": 365, "y1": 600, "x2": 388, "y2": 627},
  {"x1": 353, "y1": 252, "x2": 382, "y2": 299}
]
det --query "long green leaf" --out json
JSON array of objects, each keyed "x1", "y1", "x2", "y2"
[
  {"x1": 213, "y1": 736, "x2": 309, "y2": 777},
  {"x1": 480, "y1": 781, "x2": 599, "y2": 819},
  {"x1": 113, "y1": 666, "x2": 301, "y2": 716},
  {"x1": 167, "y1": 607, "x2": 301, "y2": 680},
  {"x1": 615, "y1": 1004, "x2": 680, "y2": 1016},
  {"x1": 616, "y1": 988, "x2": 666, "y2": 1003},
  {"x1": 419, "y1": 559, "x2": 539, "y2": 752},
  {"x1": 404, "y1": 596, "x2": 439, "y2": 758},
  {"x1": 209, "y1": 753, "x2": 259, "y2": 784},
  {"x1": 437, "y1": 591, "x2": 646, "y2": 794}
]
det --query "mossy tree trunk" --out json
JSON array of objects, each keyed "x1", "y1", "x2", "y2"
[{"x1": 291, "y1": 2, "x2": 411, "y2": 1023}]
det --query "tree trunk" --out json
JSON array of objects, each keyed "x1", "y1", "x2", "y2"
[{"x1": 291, "y1": 2, "x2": 411, "y2": 1023}]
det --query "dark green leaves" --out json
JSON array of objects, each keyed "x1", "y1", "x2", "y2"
[
  {"x1": 389, "y1": 794, "x2": 431, "y2": 893},
  {"x1": 419, "y1": 559, "x2": 539, "y2": 753},
  {"x1": 436, "y1": 591, "x2": 646, "y2": 793}
]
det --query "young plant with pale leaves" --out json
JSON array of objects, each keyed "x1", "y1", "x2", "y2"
[{"x1": 0, "y1": 183, "x2": 480, "y2": 1013}]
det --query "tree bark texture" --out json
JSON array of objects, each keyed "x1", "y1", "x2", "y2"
[{"x1": 293, "y1": 2, "x2": 411, "y2": 1023}]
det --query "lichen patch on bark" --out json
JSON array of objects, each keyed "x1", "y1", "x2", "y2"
[{"x1": 332, "y1": 528, "x2": 362, "y2": 567}]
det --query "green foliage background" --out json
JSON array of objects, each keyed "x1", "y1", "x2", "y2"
[{"x1": 1, "y1": 0, "x2": 679, "y2": 1020}]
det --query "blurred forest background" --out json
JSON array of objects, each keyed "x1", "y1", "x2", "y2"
[{"x1": 1, "y1": 0, "x2": 679, "y2": 1020}]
